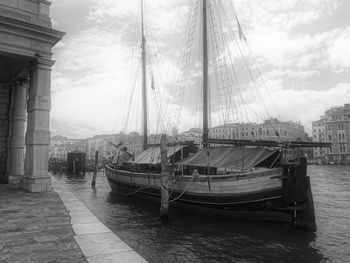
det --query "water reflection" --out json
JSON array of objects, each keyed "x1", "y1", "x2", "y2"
[{"x1": 52, "y1": 166, "x2": 350, "y2": 263}]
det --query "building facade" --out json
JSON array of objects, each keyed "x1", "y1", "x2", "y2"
[
  {"x1": 312, "y1": 104, "x2": 350, "y2": 164},
  {"x1": 210, "y1": 118, "x2": 307, "y2": 141},
  {"x1": 177, "y1": 128, "x2": 202, "y2": 145},
  {"x1": 0, "y1": 1, "x2": 64, "y2": 191},
  {"x1": 49, "y1": 135, "x2": 81, "y2": 160},
  {"x1": 50, "y1": 132, "x2": 144, "y2": 162}
]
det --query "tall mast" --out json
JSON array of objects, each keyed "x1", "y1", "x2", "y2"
[
  {"x1": 202, "y1": 0, "x2": 209, "y2": 147},
  {"x1": 141, "y1": 0, "x2": 148, "y2": 148}
]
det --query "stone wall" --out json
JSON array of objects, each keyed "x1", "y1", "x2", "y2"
[
  {"x1": 0, "y1": 84, "x2": 10, "y2": 183},
  {"x1": 0, "y1": 0, "x2": 51, "y2": 27}
]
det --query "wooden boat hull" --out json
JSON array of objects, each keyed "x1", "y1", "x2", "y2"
[
  {"x1": 107, "y1": 169, "x2": 282, "y2": 204},
  {"x1": 105, "y1": 158, "x2": 317, "y2": 231}
]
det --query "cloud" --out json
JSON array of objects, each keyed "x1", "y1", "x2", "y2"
[
  {"x1": 50, "y1": 0, "x2": 350, "y2": 138},
  {"x1": 233, "y1": 0, "x2": 341, "y2": 31},
  {"x1": 326, "y1": 27, "x2": 350, "y2": 72}
]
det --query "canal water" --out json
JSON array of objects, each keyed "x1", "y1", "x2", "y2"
[{"x1": 53, "y1": 165, "x2": 350, "y2": 263}]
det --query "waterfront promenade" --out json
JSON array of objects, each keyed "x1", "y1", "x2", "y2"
[
  {"x1": 0, "y1": 178, "x2": 147, "y2": 263},
  {"x1": 0, "y1": 184, "x2": 87, "y2": 263}
]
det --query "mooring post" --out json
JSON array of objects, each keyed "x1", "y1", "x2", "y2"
[
  {"x1": 160, "y1": 134, "x2": 169, "y2": 222},
  {"x1": 295, "y1": 157, "x2": 317, "y2": 231},
  {"x1": 91, "y1": 150, "x2": 99, "y2": 187},
  {"x1": 73, "y1": 160, "x2": 76, "y2": 174}
]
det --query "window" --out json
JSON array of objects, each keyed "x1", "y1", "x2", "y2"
[{"x1": 328, "y1": 135, "x2": 332, "y2": 141}]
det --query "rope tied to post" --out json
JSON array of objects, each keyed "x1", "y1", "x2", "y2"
[
  {"x1": 161, "y1": 176, "x2": 195, "y2": 204},
  {"x1": 112, "y1": 184, "x2": 154, "y2": 196}
]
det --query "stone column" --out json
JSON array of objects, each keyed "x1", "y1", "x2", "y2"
[
  {"x1": 22, "y1": 59, "x2": 54, "y2": 192},
  {"x1": 8, "y1": 80, "x2": 28, "y2": 186}
]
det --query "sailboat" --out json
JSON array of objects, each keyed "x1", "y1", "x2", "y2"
[{"x1": 105, "y1": 0, "x2": 330, "y2": 231}]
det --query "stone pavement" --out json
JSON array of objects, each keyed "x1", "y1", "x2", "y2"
[
  {"x1": 0, "y1": 179, "x2": 148, "y2": 263},
  {"x1": 52, "y1": 178, "x2": 148, "y2": 263},
  {"x1": 0, "y1": 185, "x2": 87, "y2": 263}
]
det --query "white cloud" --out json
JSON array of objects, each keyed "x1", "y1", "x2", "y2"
[
  {"x1": 50, "y1": 0, "x2": 350, "y2": 138},
  {"x1": 233, "y1": 0, "x2": 340, "y2": 31},
  {"x1": 248, "y1": 28, "x2": 341, "y2": 69},
  {"x1": 326, "y1": 27, "x2": 350, "y2": 72}
]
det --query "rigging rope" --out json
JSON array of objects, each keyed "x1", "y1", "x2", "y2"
[
  {"x1": 112, "y1": 183, "x2": 154, "y2": 196},
  {"x1": 217, "y1": 0, "x2": 269, "y2": 121},
  {"x1": 167, "y1": 0, "x2": 199, "y2": 133},
  {"x1": 219, "y1": 0, "x2": 281, "y2": 121}
]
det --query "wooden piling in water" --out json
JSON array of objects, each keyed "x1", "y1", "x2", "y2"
[
  {"x1": 160, "y1": 134, "x2": 169, "y2": 222},
  {"x1": 91, "y1": 150, "x2": 99, "y2": 187},
  {"x1": 283, "y1": 157, "x2": 317, "y2": 231},
  {"x1": 73, "y1": 160, "x2": 76, "y2": 174}
]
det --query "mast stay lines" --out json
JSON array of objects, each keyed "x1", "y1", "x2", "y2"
[{"x1": 167, "y1": 0, "x2": 199, "y2": 134}]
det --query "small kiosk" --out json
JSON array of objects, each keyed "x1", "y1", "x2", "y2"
[{"x1": 67, "y1": 151, "x2": 86, "y2": 174}]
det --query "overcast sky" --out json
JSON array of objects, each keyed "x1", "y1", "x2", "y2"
[{"x1": 50, "y1": 0, "x2": 350, "y2": 139}]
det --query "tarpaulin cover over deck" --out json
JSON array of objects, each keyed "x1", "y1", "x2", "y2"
[
  {"x1": 176, "y1": 146, "x2": 279, "y2": 170},
  {"x1": 128, "y1": 146, "x2": 185, "y2": 165}
]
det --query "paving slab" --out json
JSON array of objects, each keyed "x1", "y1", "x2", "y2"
[
  {"x1": 52, "y1": 177, "x2": 148, "y2": 263},
  {"x1": 73, "y1": 222, "x2": 111, "y2": 235},
  {"x1": 88, "y1": 250, "x2": 148, "y2": 263},
  {"x1": 70, "y1": 214, "x2": 100, "y2": 225},
  {"x1": 74, "y1": 232, "x2": 132, "y2": 257}
]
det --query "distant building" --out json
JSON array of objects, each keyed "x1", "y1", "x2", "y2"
[
  {"x1": 210, "y1": 118, "x2": 307, "y2": 141},
  {"x1": 50, "y1": 132, "x2": 144, "y2": 161},
  {"x1": 312, "y1": 104, "x2": 350, "y2": 164},
  {"x1": 83, "y1": 134, "x2": 117, "y2": 160},
  {"x1": 175, "y1": 119, "x2": 308, "y2": 159},
  {"x1": 49, "y1": 135, "x2": 81, "y2": 159},
  {"x1": 312, "y1": 118, "x2": 327, "y2": 162},
  {"x1": 178, "y1": 128, "x2": 202, "y2": 145}
]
